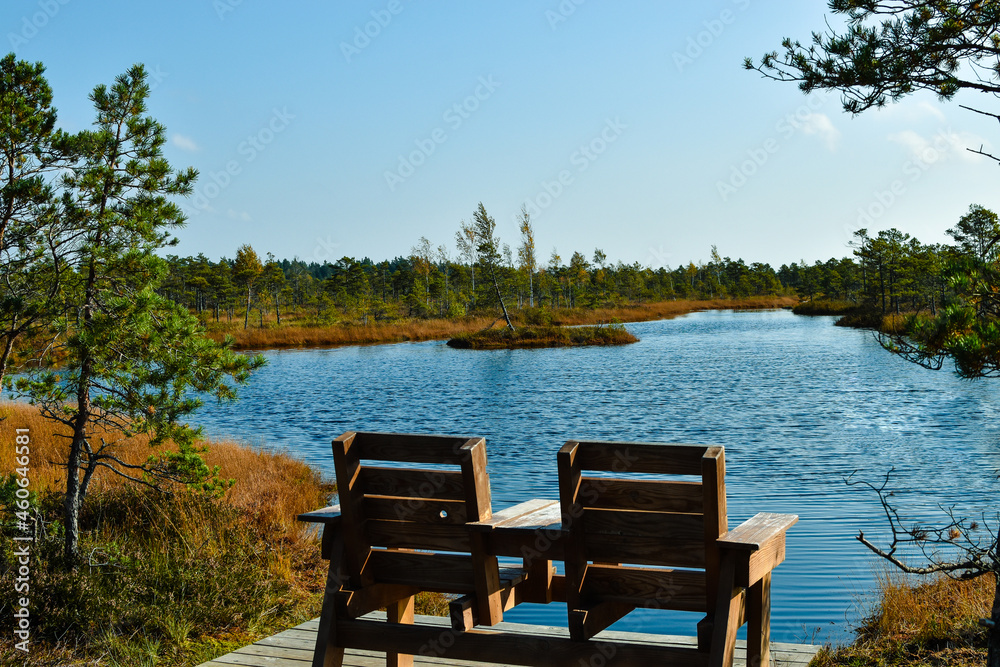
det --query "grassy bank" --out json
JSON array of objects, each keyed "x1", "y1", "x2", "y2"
[
  {"x1": 446, "y1": 323, "x2": 639, "y2": 349},
  {"x1": 791, "y1": 300, "x2": 913, "y2": 336},
  {"x1": 812, "y1": 572, "x2": 992, "y2": 667},
  {"x1": 207, "y1": 296, "x2": 797, "y2": 350},
  {"x1": 792, "y1": 299, "x2": 861, "y2": 317},
  {"x1": 0, "y1": 403, "x2": 449, "y2": 666},
  {"x1": 0, "y1": 402, "x2": 331, "y2": 666}
]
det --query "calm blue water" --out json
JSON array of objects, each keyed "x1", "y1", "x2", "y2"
[{"x1": 190, "y1": 310, "x2": 1000, "y2": 644}]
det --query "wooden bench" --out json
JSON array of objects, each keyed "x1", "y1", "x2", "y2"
[{"x1": 300, "y1": 433, "x2": 797, "y2": 667}]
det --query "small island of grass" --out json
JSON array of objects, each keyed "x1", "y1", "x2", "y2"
[{"x1": 446, "y1": 323, "x2": 638, "y2": 349}]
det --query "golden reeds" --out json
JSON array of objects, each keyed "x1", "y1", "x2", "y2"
[
  {"x1": 207, "y1": 297, "x2": 798, "y2": 350},
  {"x1": 0, "y1": 402, "x2": 331, "y2": 536},
  {"x1": 813, "y1": 570, "x2": 992, "y2": 666}
]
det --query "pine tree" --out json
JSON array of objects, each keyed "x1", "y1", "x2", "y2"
[{"x1": 11, "y1": 64, "x2": 264, "y2": 566}]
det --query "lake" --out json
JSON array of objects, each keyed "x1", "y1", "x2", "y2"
[{"x1": 189, "y1": 309, "x2": 1000, "y2": 644}]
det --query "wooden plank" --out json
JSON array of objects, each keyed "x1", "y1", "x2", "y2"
[
  {"x1": 297, "y1": 505, "x2": 342, "y2": 524},
  {"x1": 363, "y1": 496, "x2": 467, "y2": 524},
  {"x1": 469, "y1": 499, "x2": 560, "y2": 531},
  {"x1": 336, "y1": 617, "x2": 712, "y2": 667},
  {"x1": 708, "y1": 551, "x2": 744, "y2": 667},
  {"x1": 360, "y1": 467, "x2": 466, "y2": 501},
  {"x1": 572, "y1": 441, "x2": 710, "y2": 475},
  {"x1": 338, "y1": 583, "x2": 421, "y2": 618},
  {"x1": 365, "y1": 519, "x2": 471, "y2": 552},
  {"x1": 747, "y1": 572, "x2": 771, "y2": 667},
  {"x1": 352, "y1": 432, "x2": 482, "y2": 465},
  {"x1": 582, "y1": 508, "x2": 704, "y2": 539},
  {"x1": 449, "y1": 573, "x2": 526, "y2": 631},
  {"x1": 520, "y1": 558, "x2": 555, "y2": 605},
  {"x1": 702, "y1": 446, "x2": 727, "y2": 620},
  {"x1": 202, "y1": 651, "x2": 312, "y2": 666},
  {"x1": 331, "y1": 432, "x2": 372, "y2": 590},
  {"x1": 292, "y1": 615, "x2": 823, "y2": 660},
  {"x1": 387, "y1": 595, "x2": 416, "y2": 667},
  {"x1": 718, "y1": 513, "x2": 796, "y2": 588},
  {"x1": 586, "y1": 535, "x2": 705, "y2": 569},
  {"x1": 461, "y1": 437, "x2": 504, "y2": 626},
  {"x1": 578, "y1": 479, "x2": 704, "y2": 513},
  {"x1": 460, "y1": 438, "x2": 492, "y2": 522},
  {"x1": 557, "y1": 441, "x2": 587, "y2": 615},
  {"x1": 746, "y1": 532, "x2": 786, "y2": 589},
  {"x1": 366, "y1": 550, "x2": 476, "y2": 593},
  {"x1": 198, "y1": 614, "x2": 822, "y2": 667},
  {"x1": 483, "y1": 526, "x2": 566, "y2": 560},
  {"x1": 581, "y1": 565, "x2": 707, "y2": 612},
  {"x1": 215, "y1": 643, "x2": 313, "y2": 661},
  {"x1": 470, "y1": 529, "x2": 504, "y2": 626},
  {"x1": 568, "y1": 599, "x2": 635, "y2": 641},
  {"x1": 582, "y1": 509, "x2": 705, "y2": 568},
  {"x1": 314, "y1": 536, "x2": 346, "y2": 667},
  {"x1": 717, "y1": 513, "x2": 798, "y2": 552}
]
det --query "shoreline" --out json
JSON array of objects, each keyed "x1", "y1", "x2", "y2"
[{"x1": 208, "y1": 296, "x2": 798, "y2": 351}]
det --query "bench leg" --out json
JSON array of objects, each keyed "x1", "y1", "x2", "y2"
[
  {"x1": 709, "y1": 551, "x2": 746, "y2": 667},
  {"x1": 386, "y1": 594, "x2": 415, "y2": 667},
  {"x1": 747, "y1": 572, "x2": 771, "y2": 667},
  {"x1": 522, "y1": 557, "x2": 554, "y2": 604},
  {"x1": 314, "y1": 562, "x2": 346, "y2": 667}
]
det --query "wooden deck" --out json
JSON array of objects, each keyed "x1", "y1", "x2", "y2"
[{"x1": 197, "y1": 614, "x2": 821, "y2": 667}]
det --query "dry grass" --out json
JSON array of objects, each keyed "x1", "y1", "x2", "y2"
[
  {"x1": 447, "y1": 324, "x2": 639, "y2": 349},
  {"x1": 0, "y1": 402, "x2": 453, "y2": 666},
  {"x1": 792, "y1": 299, "x2": 860, "y2": 316},
  {"x1": 812, "y1": 571, "x2": 992, "y2": 666},
  {"x1": 208, "y1": 297, "x2": 797, "y2": 350},
  {"x1": 207, "y1": 316, "x2": 496, "y2": 350},
  {"x1": 544, "y1": 296, "x2": 797, "y2": 326},
  {"x1": 0, "y1": 402, "x2": 332, "y2": 536}
]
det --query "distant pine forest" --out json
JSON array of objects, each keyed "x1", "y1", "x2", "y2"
[{"x1": 161, "y1": 221, "x2": 974, "y2": 328}]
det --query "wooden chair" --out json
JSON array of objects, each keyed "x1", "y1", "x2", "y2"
[
  {"x1": 557, "y1": 440, "x2": 797, "y2": 667},
  {"x1": 303, "y1": 431, "x2": 533, "y2": 667},
  {"x1": 301, "y1": 434, "x2": 796, "y2": 667}
]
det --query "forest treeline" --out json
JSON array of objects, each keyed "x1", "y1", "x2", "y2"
[
  {"x1": 160, "y1": 203, "x2": 999, "y2": 328},
  {"x1": 160, "y1": 243, "x2": 791, "y2": 327}
]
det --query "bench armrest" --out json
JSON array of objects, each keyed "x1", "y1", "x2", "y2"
[
  {"x1": 297, "y1": 504, "x2": 342, "y2": 525},
  {"x1": 718, "y1": 512, "x2": 797, "y2": 551},
  {"x1": 468, "y1": 498, "x2": 561, "y2": 532},
  {"x1": 716, "y1": 512, "x2": 797, "y2": 587}
]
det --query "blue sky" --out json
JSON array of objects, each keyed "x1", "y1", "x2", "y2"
[{"x1": 4, "y1": 1, "x2": 997, "y2": 269}]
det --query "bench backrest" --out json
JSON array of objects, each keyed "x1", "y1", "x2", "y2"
[
  {"x1": 332, "y1": 431, "x2": 494, "y2": 595},
  {"x1": 557, "y1": 440, "x2": 728, "y2": 623}
]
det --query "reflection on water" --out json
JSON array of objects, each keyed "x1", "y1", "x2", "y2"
[{"x1": 191, "y1": 310, "x2": 1000, "y2": 643}]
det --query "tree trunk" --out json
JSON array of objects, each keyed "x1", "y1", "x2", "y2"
[
  {"x1": 0, "y1": 330, "x2": 16, "y2": 396},
  {"x1": 489, "y1": 265, "x2": 514, "y2": 331},
  {"x1": 244, "y1": 287, "x2": 251, "y2": 329},
  {"x1": 64, "y1": 430, "x2": 83, "y2": 564},
  {"x1": 65, "y1": 357, "x2": 92, "y2": 566}
]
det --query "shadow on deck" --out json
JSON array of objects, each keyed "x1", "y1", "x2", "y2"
[{"x1": 197, "y1": 614, "x2": 821, "y2": 667}]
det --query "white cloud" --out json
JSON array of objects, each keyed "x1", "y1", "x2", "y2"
[
  {"x1": 800, "y1": 112, "x2": 840, "y2": 151},
  {"x1": 888, "y1": 128, "x2": 987, "y2": 164},
  {"x1": 227, "y1": 209, "x2": 252, "y2": 222},
  {"x1": 172, "y1": 133, "x2": 199, "y2": 152},
  {"x1": 915, "y1": 101, "x2": 947, "y2": 122}
]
